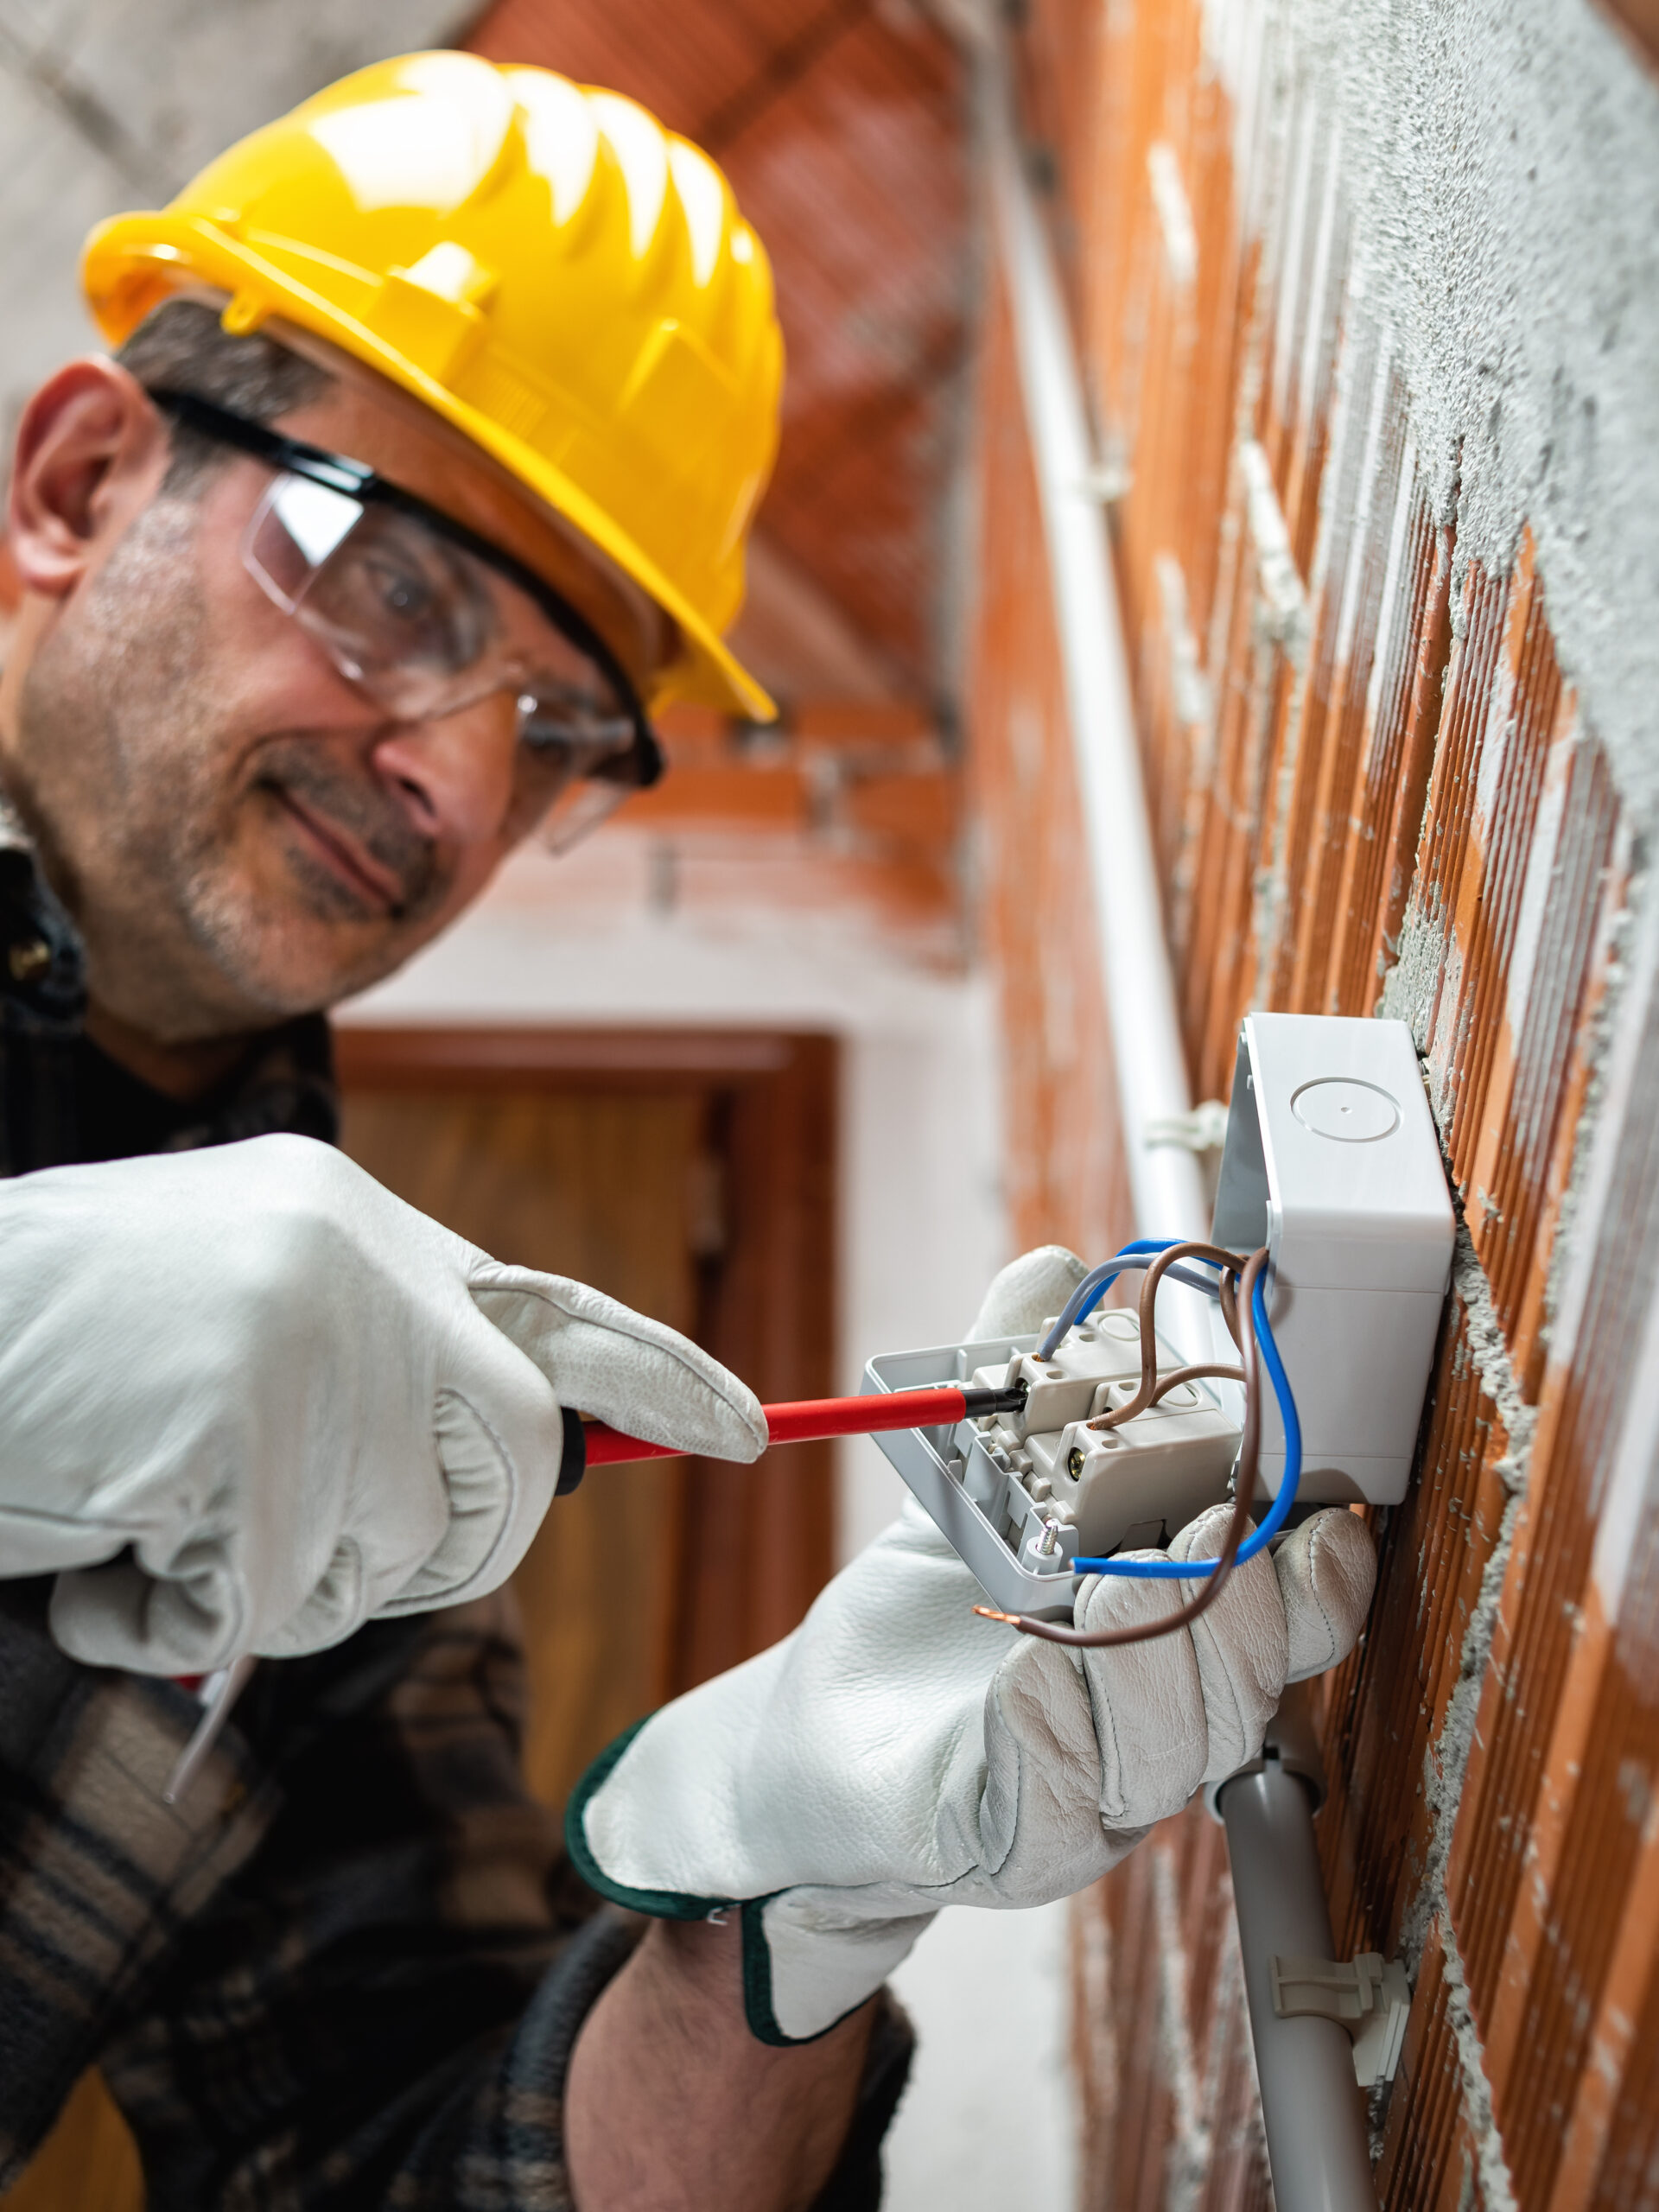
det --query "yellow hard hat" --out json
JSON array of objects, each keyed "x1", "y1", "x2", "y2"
[{"x1": 81, "y1": 51, "x2": 783, "y2": 719}]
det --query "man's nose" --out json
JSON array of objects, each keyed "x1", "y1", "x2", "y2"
[{"x1": 367, "y1": 696, "x2": 519, "y2": 846}]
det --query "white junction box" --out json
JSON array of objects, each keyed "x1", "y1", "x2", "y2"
[
  {"x1": 1212, "y1": 1013, "x2": 1455, "y2": 1505},
  {"x1": 862, "y1": 1013, "x2": 1454, "y2": 1615}
]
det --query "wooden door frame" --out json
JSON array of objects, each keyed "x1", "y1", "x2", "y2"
[{"x1": 334, "y1": 1024, "x2": 839, "y2": 1691}]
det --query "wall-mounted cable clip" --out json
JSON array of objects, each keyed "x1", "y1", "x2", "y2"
[{"x1": 1270, "y1": 1949, "x2": 1411, "y2": 2088}]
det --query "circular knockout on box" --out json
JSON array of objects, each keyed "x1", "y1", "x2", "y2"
[{"x1": 1289, "y1": 1077, "x2": 1401, "y2": 1143}]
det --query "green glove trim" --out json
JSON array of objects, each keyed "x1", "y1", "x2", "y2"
[{"x1": 564, "y1": 1718, "x2": 735, "y2": 1923}]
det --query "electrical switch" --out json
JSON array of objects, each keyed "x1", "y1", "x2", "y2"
[
  {"x1": 863, "y1": 1306, "x2": 1242, "y2": 1620},
  {"x1": 967, "y1": 1313, "x2": 1240, "y2": 1563}
]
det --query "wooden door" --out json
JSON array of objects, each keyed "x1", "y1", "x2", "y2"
[
  {"x1": 336, "y1": 1027, "x2": 840, "y2": 1784},
  {"x1": 340, "y1": 1078, "x2": 708, "y2": 1804},
  {"x1": 3, "y1": 1027, "x2": 836, "y2": 2209}
]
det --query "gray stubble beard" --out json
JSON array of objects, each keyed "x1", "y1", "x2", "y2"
[{"x1": 16, "y1": 494, "x2": 448, "y2": 1034}]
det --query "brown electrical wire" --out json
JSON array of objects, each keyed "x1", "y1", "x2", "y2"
[
  {"x1": 1149, "y1": 1361, "x2": 1245, "y2": 1403},
  {"x1": 1089, "y1": 1362, "x2": 1245, "y2": 1426},
  {"x1": 1090, "y1": 1240, "x2": 1249, "y2": 1433},
  {"x1": 1217, "y1": 1267, "x2": 1242, "y2": 1351},
  {"x1": 974, "y1": 1246, "x2": 1268, "y2": 1650}
]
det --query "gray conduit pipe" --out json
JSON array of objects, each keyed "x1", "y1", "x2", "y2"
[
  {"x1": 973, "y1": 25, "x2": 1380, "y2": 2208},
  {"x1": 1215, "y1": 1694, "x2": 1378, "y2": 2211}
]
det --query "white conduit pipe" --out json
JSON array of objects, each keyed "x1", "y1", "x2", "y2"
[
  {"x1": 981, "y1": 51, "x2": 1206, "y2": 1255},
  {"x1": 980, "y1": 41, "x2": 1380, "y2": 2212}
]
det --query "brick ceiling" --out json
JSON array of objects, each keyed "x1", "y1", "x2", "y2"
[{"x1": 464, "y1": 0, "x2": 971, "y2": 715}]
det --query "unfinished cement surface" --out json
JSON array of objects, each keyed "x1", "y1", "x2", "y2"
[{"x1": 1201, "y1": 0, "x2": 1659, "y2": 815}]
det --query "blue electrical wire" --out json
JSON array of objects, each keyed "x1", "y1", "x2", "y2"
[{"x1": 1067, "y1": 1265, "x2": 1300, "y2": 1579}]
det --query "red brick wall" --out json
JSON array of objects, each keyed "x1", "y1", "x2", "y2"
[{"x1": 965, "y1": 2, "x2": 1659, "y2": 2202}]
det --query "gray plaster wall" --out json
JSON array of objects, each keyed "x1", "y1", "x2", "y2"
[
  {"x1": 1206, "y1": 0, "x2": 1659, "y2": 817},
  {"x1": 0, "y1": 0, "x2": 471, "y2": 457}
]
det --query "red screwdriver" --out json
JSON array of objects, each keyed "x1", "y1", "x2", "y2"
[{"x1": 575, "y1": 1377, "x2": 1028, "y2": 1475}]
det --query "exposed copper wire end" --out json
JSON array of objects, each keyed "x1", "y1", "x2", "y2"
[{"x1": 973, "y1": 1605, "x2": 1022, "y2": 1625}]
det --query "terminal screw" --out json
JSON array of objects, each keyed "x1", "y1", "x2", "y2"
[{"x1": 1066, "y1": 1446, "x2": 1085, "y2": 1479}]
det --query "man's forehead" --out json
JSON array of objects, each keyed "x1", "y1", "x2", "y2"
[{"x1": 239, "y1": 315, "x2": 674, "y2": 683}]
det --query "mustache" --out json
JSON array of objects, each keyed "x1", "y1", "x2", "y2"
[{"x1": 253, "y1": 743, "x2": 445, "y2": 920}]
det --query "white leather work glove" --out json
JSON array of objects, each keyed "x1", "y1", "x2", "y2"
[
  {"x1": 569, "y1": 1246, "x2": 1375, "y2": 2044},
  {"x1": 0, "y1": 1134, "x2": 765, "y2": 1675}
]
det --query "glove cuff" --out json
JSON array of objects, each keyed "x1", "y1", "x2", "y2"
[
  {"x1": 568, "y1": 1722, "x2": 931, "y2": 2046},
  {"x1": 744, "y1": 1896, "x2": 934, "y2": 2046},
  {"x1": 564, "y1": 1719, "x2": 734, "y2": 1923}
]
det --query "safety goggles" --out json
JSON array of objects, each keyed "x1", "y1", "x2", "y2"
[{"x1": 149, "y1": 390, "x2": 664, "y2": 852}]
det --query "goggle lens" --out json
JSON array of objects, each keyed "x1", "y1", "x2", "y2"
[{"x1": 244, "y1": 474, "x2": 651, "y2": 841}]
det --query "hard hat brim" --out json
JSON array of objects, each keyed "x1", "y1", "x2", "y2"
[{"x1": 82, "y1": 213, "x2": 778, "y2": 723}]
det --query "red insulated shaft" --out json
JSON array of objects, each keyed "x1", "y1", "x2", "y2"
[{"x1": 582, "y1": 1383, "x2": 983, "y2": 1466}]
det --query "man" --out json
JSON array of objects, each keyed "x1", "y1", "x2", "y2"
[{"x1": 0, "y1": 51, "x2": 1374, "y2": 2210}]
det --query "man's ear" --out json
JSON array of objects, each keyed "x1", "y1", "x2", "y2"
[{"x1": 7, "y1": 359, "x2": 172, "y2": 601}]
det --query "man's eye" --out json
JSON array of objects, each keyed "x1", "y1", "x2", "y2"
[{"x1": 360, "y1": 554, "x2": 437, "y2": 627}]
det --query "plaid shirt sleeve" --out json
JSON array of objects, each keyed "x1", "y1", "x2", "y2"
[{"x1": 0, "y1": 1582, "x2": 912, "y2": 2210}]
